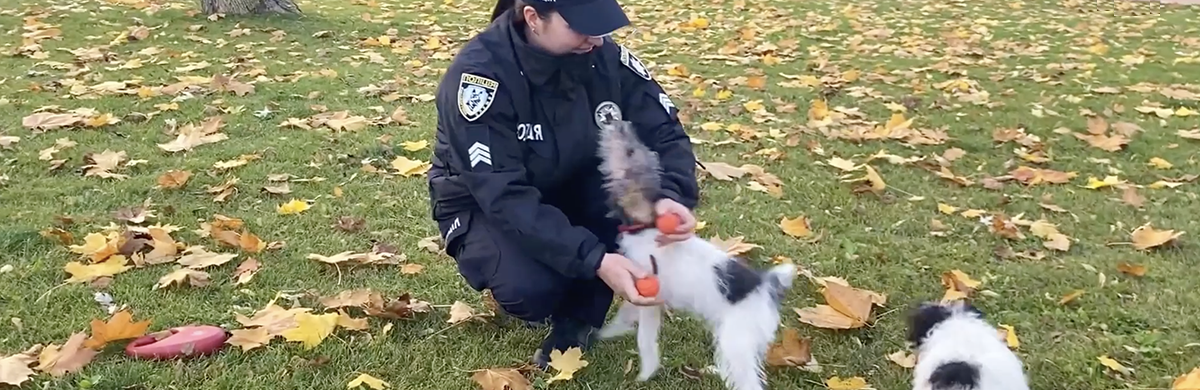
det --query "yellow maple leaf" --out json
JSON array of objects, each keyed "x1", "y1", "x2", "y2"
[
  {"x1": 281, "y1": 312, "x2": 339, "y2": 350},
  {"x1": 545, "y1": 347, "x2": 589, "y2": 384},
  {"x1": 716, "y1": 89, "x2": 733, "y2": 100},
  {"x1": 390, "y1": 156, "x2": 431, "y2": 177},
  {"x1": 779, "y1": 216, "x2": 812, "y2": 238},
  {"x1": 937, "y1": 203, "x2": 959, "y2": 215},
  {"x1": 400, "y1": 140, "x2": 428, "y2": 151},
  {"x1": 1131, "y1": 223, "x2": 1184, "y2": 250},
  {"x1": 84, "y1": 309, "x2": 151, "y2": 349},
  {"x1": 64, "y1": 255, "x2": 131, "y2": 284},
  {"x1": 1098, "y1": 355, "x2": 1133, "y2": 375},
  {"x1": 1082, "y1": 175, "x2": 1121, "y2": 189},
  {"x1": 1148, "y1": 157, "x2": 1174, "y2": 169},
  {"x1": 347, "y1": 373, "x2": 389, "y2": 389},
  {"x1": 277, "y1": 199, "x2": 311, "y2": 215},
  {"x1": 825, "y1": 376, "x2": 870, "y2": 390},
  {"x1": 997, "y1": 324, "x2": 1019, "y2": 349}
]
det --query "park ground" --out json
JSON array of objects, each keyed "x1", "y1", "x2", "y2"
[{"x1": 2, "y1": 0, "x2": 1200, "y2": 388}]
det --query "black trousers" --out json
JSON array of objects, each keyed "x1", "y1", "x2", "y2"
[{"x1": 443, "y1": 213, "x2": 615, "y2": 329}]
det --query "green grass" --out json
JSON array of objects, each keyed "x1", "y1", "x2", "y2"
[{"x1": 2, "y1": 0, "x2": 1200, "y2": 388}]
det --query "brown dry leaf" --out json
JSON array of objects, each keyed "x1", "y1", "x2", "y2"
[
  {"x1": 1116, "y1": 262, "x2": 1146, "y2": 277},
  {"x1": 232, "y1": 257, "x2": 261, "y2": 285},
  {"x1": 364, "y1": 292, "x2": 433, "y2": 319},
  {"x1": 336, "y1": 309, "x2": 370, "y2": 331},
  {"x1": 1121, "y1": 187, "x2": 1145, "y2": 208},
  {"x1": 1130, "y1": 223, "x2": 1185, "y2": 250},
  {"x1": 700, "y1": 162, "x2": 750, "y2": 181},
  {"x1": 1058, "y1": 289, "x2": 1085, "y2": 305},
  {"x1": 0, "y1": 345, "x2": 42, "y2": 386},
  {"x1": 708, "y1": 235, "x2": 762, "y2": 256},
  {"x1": 320, "y1": 289, "x2": 376, "y2": 309},
  {"x1": 84, "y1": 309, "x2": 152, "y2": 349},
  {"x1": 226, "y1": 327, "x2": 272, "y2": 352},
  {"x1": 400, "y1": 263, "x2": 424, "y2": 275},
  {"x1": 177, "y1": 246, "x2": 238, "y2": 269},
  {"x1": 1010, "y1": 166, "x2": 1078, "y2": 185},
  {"x1": 988, "y1": 213, "x2": 1024, "y2": 240},
  {"x1": 941, "y1": 270, "x2": 982, "y2": 302},
  {"x1": 1073, "y1": 132, "x2": 1129, "y2": 152},
  {"x1": 779, "y1": 216, "x2": 813, "y2": 238},
  {"x1": 887, "y1": 350, "x2": 916, "y2": 368},
  {"x1": 83, "y1": 150, "x2": 130, "y2": 180},
  {"x1": 470, "y1": 368, "x2": 531, "y2": 390},
  {"x1": 307, "y1": 251, "x2": 401, "y2": 266},
  {"x1": 158, "y1": 117, "x2": 228, "y2": 152},
  {"x1": 35, "y1": 333, "x2": 99, "y2": 377},
  {"x1": 1174, "y1": 367, "x2": 1200, "y2": 390},
  {"x1": 447, "y1": 301, "x2": 478, "y2": 324},
  {"x1": 153, "y1": 266, "x2": 211, "y2": 289},
  {"x1": 22, "y1": 112, "x2": 81, "y2": 131},
  {"x1": 822, "y1": 282, "x2": 874, "y2": 326},
  {"x1": 765, "y1": 327, "x2": 812, "y2": 367}
]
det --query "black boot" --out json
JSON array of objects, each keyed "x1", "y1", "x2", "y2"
[{"x1": 532, "y1": 316, "x2": 598, "y2": 370}]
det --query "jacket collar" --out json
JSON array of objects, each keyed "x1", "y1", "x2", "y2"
[{"x1": 500, "y1": 10, "x2": 596, "y2": 90}]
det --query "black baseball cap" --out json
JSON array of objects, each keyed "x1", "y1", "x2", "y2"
[{"x1": 527, "y1": 0, "x2": 630, "y2": 37}]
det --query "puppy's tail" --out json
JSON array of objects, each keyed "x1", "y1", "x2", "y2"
[
  {"x1": 597, "y1": 120, "x2": 662, "y2": 225},
  {"x1": 764, "y1": 263, "x2": 797, "y2": 305},
  {"x1": 930, "y1": 361, "x2": 980, "y2": 390}
]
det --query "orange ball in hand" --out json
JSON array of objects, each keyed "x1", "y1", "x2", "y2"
[
  {"x1": 656, "y1": 213, "x2": 683, "y2": 234},
  {"x1": 635, "y1": 276, "x2": 660, "y2": 297}
]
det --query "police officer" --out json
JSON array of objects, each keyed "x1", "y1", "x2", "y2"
[{"x1": 426, "y1": 0, "x2": 700, "y2": 369}]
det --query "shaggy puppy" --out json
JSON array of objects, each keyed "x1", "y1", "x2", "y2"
[
  {"x1": 594, "y1": 119, "x2": 796, "y2": 390},
  {"x1": 906, "y1": 300, "x2": 1031, "y2": 390}
]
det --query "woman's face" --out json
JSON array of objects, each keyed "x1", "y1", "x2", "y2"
[{"x1": 523, "y1": 7, "x2": 605, "y2": 56}]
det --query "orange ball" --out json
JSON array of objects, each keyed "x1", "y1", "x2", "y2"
[
  {"x1": 656, "y1": 213, "x2": 682, "y2": 234},
  {"x1": 635, "y1": 276, "x2": 660, "y2": 297}
]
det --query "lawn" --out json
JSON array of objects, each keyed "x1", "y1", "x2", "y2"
[{"x1": 2, "y1": 0, "x2": 1200, "y2": 388}]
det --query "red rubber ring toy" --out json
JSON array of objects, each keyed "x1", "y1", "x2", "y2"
[{"x1": 125, "y1": 325, "x2": 229, "y2": 360}]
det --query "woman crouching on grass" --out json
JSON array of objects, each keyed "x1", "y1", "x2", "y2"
[{"x1": 424, "y1": 0, "x2": 701, "y2": 369}]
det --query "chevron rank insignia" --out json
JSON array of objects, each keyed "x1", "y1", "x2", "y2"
[
  {"x1": 458, "y1": 73, "x2": 499, "y2": 122},
  {"x1": 467, "y1": 141, "x2": 492, "y2": 171},
  {"x1": 619, "y1": 45, "x2": 652, "y2": 80}
]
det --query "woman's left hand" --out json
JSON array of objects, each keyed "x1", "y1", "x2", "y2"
[{"x1": 654, "y1": 198, "x2": 696, "y2": 246}]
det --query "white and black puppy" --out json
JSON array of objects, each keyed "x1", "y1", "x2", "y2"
[
  {"x1": 594, "y1": 119, "x2": 797, "y2": 390},
  {"x1": 906, "y1": 300, "x2": 1031, "y2": 390}
]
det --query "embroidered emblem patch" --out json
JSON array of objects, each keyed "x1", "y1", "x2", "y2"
[
  {"x1": 594, "y1": 101, "x2": 623, "y2": 128},
  {"x1": 619, "y1": 45, "x2": 652, "y2": 80},
  {"x1": 658, "y1": 93, "x2": 675, "y2": 114},
  {"x1": 458, "y1": 73, "x2": 499, "y2": 122}
]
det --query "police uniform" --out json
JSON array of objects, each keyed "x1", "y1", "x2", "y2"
[{"x1": 426, "y1": 0, "x2": 699, "y2": 364}]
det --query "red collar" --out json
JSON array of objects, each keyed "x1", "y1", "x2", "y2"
[{"x1": 617, "y1": 223, "x2": 651, "y2": 233}]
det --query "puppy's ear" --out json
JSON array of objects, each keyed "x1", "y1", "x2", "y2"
[{"x1": 906, "y1": 301, "x2": 950, "y2": 347}]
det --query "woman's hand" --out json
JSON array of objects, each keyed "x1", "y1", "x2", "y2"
[
  {"x1": 597, "y1": 253, "x2": 663, "y2": 306},
  {"x1": 654, "y1": 198, "x2": 696, "y2": 246}
]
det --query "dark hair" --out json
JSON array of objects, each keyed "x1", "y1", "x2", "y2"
[{"x1": 490, "y1": 0, "x2": 550, "y2": 22}]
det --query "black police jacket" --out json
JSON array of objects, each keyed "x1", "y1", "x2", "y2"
[{"x1": 427, "y1": 10, "x2": 700, "y2": 281}]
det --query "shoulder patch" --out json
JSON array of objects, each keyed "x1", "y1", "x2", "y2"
[
  {"x1": 458, "y1": 73, "x2": 499, "y2": 122},
  {"x1": 619, "y1": 45, "x2": 652, "y2": 81}
]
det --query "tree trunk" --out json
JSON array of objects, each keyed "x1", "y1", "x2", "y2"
[{"x1": 200, "y1": 0, "x2": 301, "y2": 15}]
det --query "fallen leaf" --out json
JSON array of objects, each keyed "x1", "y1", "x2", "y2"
[
  {"x1": 780, "y1": 216, "x2": 813, "y2": 238},
  {"x1": 226, "y1": 327, "x2": 272, "y2": 352},
  {"x1": 708, "y1": 235, "x2": 762, "y2": 256},
  {"x1": 235, "y1": 303, "x2": 311, "y2": 336},
  {"x1": 825, "y1": 376, "x2": 870, "y2": 390},
  {"x1": 177, "y1": 247, "x2": 238, "y2": 269},
  {"x1": 281, "y1": 312, "x2": 340, "y2": 350},
  {"x1": 278, "y1": 199, "x2": 311, "y2": 214},
  {"x1": 84, "y1": 309, "x2": 151, "y2": 348},
  {"x1": 153, "y1": 266, "x2": 211, "y2": 289},
  {"x1": 35, "y1": 333, "x2": 98, "y2": 377},
  {"x1": 447, "y1": 301, "x2": 477, "y2": 324},
  {"x1": 470, "y1": 368, "x2": 531, "y2": 390},
  {"x1": 886, "y1": 350, "x2": 916, "y2": 368},
  {"x1": 1122, "y1": 187, "x2": 1146, "y2": 207},
  {"x1": 700, "y1": 162, "x2": 750, "y2": 181},
  {"x1": 1059, "y1": 289, "x2": 1085, "y2": 305},
  {"x1": 232, "y1": 257, "x2": 261, "y2": 285},
  {"x1": 766, "y1": 327, "x2": 812, "y2": 367},
  {"x1": 390, "y1": 156, "x2": 431, "y2": 177},
  {"x1": 1148, "y1": 157, "x2": 1174, "y2": 170},
  {"x1": 336, "y1": 310, "x2": 369, "y2": 331},
  {"x1": 158, "y1": 117, "x2": 228, "y2": 152},
  {"x1": 1174, "y1": 367, "x2": 1200, "y2": 390},
  {"x1": 64, "y1": 255, "x2": 132, "y2": 284},
  {"x1": 1099, "y1": 355, "x2": 1133, "y2": 375},
  {"x1": 546, "y1": 347, "x2": 589, "y2": 384},
  {"x1": 1131, "y1": 223, "x2": 1184, "y2": 250},
  {"x1": 0, "y1": 345, "x2": 41, "y2": 386},
  {"x1": 347, "y1": 373, "x2": 389, "y2": 389},
  {"x1": 400, "y1": 263, "x2": 424, "y2": 275},
  {"x1": 998, "y1": 324, "x2": 1020, "y2": 349},
  {"x1": 1117, "y1": 262, "x2": 1146, "y2": 277},
  {"x1": 1083, "y1": 175, "x2": 1123, "y2": 189}
]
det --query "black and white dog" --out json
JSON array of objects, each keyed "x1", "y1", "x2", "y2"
[
  {"x1": 906, "y1": 300, "x2": 1031, "y2": 390},
  {"x1": 593, "y1": 119, "x2": 796, "y2": 390}
]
